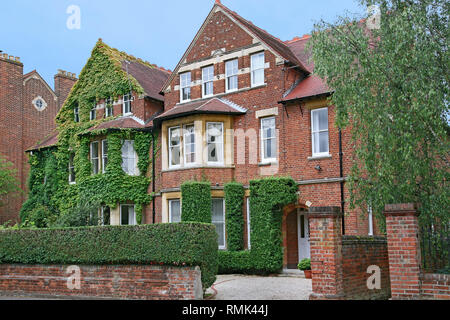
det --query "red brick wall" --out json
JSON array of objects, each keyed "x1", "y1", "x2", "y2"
[
  {"x1": 342, "y1": 236, "x2": 391, "y2": 300},
  {"x1": 420, "y1": 273, "x2": 450, "y2": 300},
  {"x1": 0, "y1": 264, "x2": 203, "y2": 300}
]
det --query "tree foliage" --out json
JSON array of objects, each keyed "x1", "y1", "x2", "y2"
[
  {"x1": 310, "y1": 0, "x2": 449, "y2": 229},
  {"x1": 0, "y1": 154, "x2": 21, "y2": 208}
]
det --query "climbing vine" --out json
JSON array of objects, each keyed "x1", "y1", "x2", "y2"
[{"x1": 21, "y1": 40, "x2": 159, "y2": 227}]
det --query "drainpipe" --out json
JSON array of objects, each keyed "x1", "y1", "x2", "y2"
[
  {"x1": 151, "y1": 130, "x2": 156, "y2": 224},
  {"x1": 339, "y1": 128, "x2": 345, "y2": 235}
]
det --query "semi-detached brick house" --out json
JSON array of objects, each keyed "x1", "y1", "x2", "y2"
[
  {"x1": 0, "y1": 52, "x2": 76, "y2": 224},
  {"x1": 22, "y1": 1, "x2": 379, "y2": 270}
]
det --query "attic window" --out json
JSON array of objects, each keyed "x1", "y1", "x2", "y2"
[
  {"x1": 32, "y1": 96, "x2": 47, "y2": 112},
  {"x1": 123, "y1": 94, "x2": 132, "y2": 115},
  {"x1": 105, "y1": 98, "x2": 113, "y2": 117}
]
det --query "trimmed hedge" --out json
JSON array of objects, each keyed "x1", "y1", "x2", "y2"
[
  {"x1": 224, "y1": 182, "x2": 245, "y2": 251},
  {"x1": 181, "y1": 181, "x2": 212, "y2": 223},
  {"x1": 218, "y1": 177, "x2": 298, "y2": 274},
  {"x1": 0, "y1": 223, "x2": 218, "y2": 290}
]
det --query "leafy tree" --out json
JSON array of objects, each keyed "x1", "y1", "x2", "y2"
[
  {"x1": 309, "y1": 0, "x2": 449, "y2": 229},
  {"x1": 0, "y1": 154, "x2": 21, "y2": 208}
]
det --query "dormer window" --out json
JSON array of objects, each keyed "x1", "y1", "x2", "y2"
[
  {"x1": 180, "y1": 72, "x2": 191, "y2": 102},
  {"x1": 123, "y1": 94, "x2": 132, "y2": 115},
  {"x1": 202, "y1": 65, "x2": 214, "y2": 98}
]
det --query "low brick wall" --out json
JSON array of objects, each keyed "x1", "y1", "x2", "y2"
[
  {"x1": 420, "y1": 273, "x2": 450, "y2": 300},
  {"x1": 342, "y1": 236, "x2": 391, "y2": 300},
  {"x1": 0, "y1": 264, "x2": 203, "y2": 300}
]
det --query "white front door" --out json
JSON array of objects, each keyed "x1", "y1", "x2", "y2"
[{"x1": 297, "y1": 210, "x2": 310, "y2": 260}]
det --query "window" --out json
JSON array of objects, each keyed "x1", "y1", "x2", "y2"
[
  {"x1": 90, "y1": 141, "x2": 99, "y2": 174},
  {"x1": 207, "y1": 122, "x2": 224, "y2": 164},
  {"x1": 121, "y1": 140, "x2": 138, "y2": 175},
  {"x1": 225, "y1": 59, "x2": 238, "y2": 92},
  {"x1": 180, "y1": 72, "x2": 191, "y2": 102},
  {"x1": 311, "y1": 108, "x2": 329, "y2": 156},
  {"x1": 120, "y1": 205, "x2": 136, "y2": 225},
  {"x1": 368, "y1": 205, "x2": 374, "y2": 236},
  {"x1": 246, "y1": 197, "x2": 251, "y2": 250},
  {"x1": 102, "y1": 139, "x2": 108, "y2": 173},
  {"x1": 68, "y1": 153, "x2": 75, "y2": 184},
  {"x1": 251, "y1": 52, "x2": 265, "y2": 87},
  {"x1": 212, "y1": 198, "x2": 226, "y2": 249},
  {"x1": 105, "y1": 98, "x2": 113, "y2": 117},
  {"x1": 183, "y1": 124, "x2": 196, "y2": 165},
  {"x1": 90, "y1": 102, "x2": 96, "y2": 121},
  {"x1": 260, "y1": 117, "x2": 276, "y2": 162},
  {"x1": 123, "y1": 94, "x2": 132, "y2": 114},
  {"x1": 169, "y1": 127, "x2": 181, "y2": 167},
  {"x1": 169, "y1": 199, "x2": 181, "y2": 223},
  {"x1": 101, "y1": 206, "x2": 110, "y2": 226},
  {"x1": 74, "y1": 107, "x2": 79, "y2": 123},
  {"x1": 202, "y1": 65, "x2": 214, "y2": 97}
]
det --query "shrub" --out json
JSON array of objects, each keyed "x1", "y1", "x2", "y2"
[
  {"x1": 0, "y1": 222, "x2": 218, "y2": 290},
  {"x1": 181, "y1": 181, "x2": 212, "y2": 223},
  {"x1": 297, "y1": 258, "x2": 311, "y2": 271},
  {"x1": 224, "y1": 182, "x2": 245, "y2": 251}
]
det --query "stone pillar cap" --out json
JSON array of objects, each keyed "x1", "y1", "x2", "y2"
[
  {"x1": 309, "y1": 206, "x2": 342, "y2": 216},
  {"x1": 384, "y1": 203, "x2": 420, "y2": 216}
]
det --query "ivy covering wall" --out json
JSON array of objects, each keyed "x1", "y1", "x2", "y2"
[
  {"x1": 224, "y1": 182, "x2": 245, "y2": 251},
  {"x1": 20, "y1": 40, "x2": 159, "y2": 227},
  {"x1": 181, "y1": 181, "x2": 212, "y2": 223}
]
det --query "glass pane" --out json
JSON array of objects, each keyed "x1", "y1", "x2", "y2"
[
  {"x1": 211, "y1": 199, "x2": 224, "y2": 222},
  {"x1": 208, "y1": 143, "x2": 217, "y2": 162},
  {"x1": 215, "y1": 223, "x2": 225, "y2": 247},
  {"x1": 128, "y1": 206, "x2": 135, "y2": 225},
  {"x1": 251, "y1": 53, "x2": 264, "y2": 69},
  {"x1": 170, "y1": 128, "x2": 180, "y2": 146},
  {"x1": 319, "y1": 131, "x2": 329, "y2": 153},
  {"x1": 121, "y1": 206, "x2": 129, "y2": 225},
  {"x1": 204, "y1": 81, "x2": 213, "y2": 96},
  {"x1": 264, "y1": 138, "x2": 276, "y2": 159},
  {"x1": 227, "y1": 75, "x2": 238, "y2": 91},
  {"x1": 318, "y1": 109, "x2": 328, "y2": 131},
  {"x1": 91, "y1": 143, "x2": 98, "y2": 158},
  {"x1": 171, "y1": 146, "x2": 180, "y2": 165},
  {"x1": 253, "y1": 69, "x2": 264, "y2": 85},
  {"x1": 103, "y1": 207, "x2": 110, "y2": 225},
  {"x1": 170, "y1": 200, "x2": 181, "y2": 223},
  {"x1": 182, "y1": 87, "x2": 191, "y2": 101}
]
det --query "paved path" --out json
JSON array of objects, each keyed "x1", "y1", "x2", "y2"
[{"x1": 206, "y1": 274, "x2": 312, "y2": 300}]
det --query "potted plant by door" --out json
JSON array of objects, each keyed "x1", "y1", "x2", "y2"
[{"x1": 298, "y1": 258, "x2": 311, "y2": 279}]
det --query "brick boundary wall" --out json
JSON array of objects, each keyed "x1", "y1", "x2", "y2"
[
  {"x1": 385, "y1": 203, "x2": 450, "y2": 300},
  {"x1": 0, "y1": 264, "x2": 203, "y2": 300},
  {"x1": 309, "y1": 206, "x2": 391, "y2": 300},
  {"x1": 342, "y1": 236, "x2": 391, "y2": 300}
]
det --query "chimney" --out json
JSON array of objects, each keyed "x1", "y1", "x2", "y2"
[{"x1": 54, "y1": 69, "x2": 77, "y2": 109}]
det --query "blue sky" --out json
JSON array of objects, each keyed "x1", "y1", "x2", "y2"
[{"x1": 0, "y1": 0, "x2": 365, "y2": 87}]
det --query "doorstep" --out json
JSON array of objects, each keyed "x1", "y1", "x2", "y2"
[{"x1": 278, "y1": 269, "x2": 305, "y2": 278}]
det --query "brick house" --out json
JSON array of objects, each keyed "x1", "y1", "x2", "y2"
[
  {"x1": 21, "y1": 2, "x2": 378, "y2": 269},
  {"x1": 151, "y1": 1, "x2": 376, "y2": 269},
  {"x1": 0, "y1": 52, "x2": 76, "y2": 224}
]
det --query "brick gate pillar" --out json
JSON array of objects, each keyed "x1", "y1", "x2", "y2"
[
  {"x1": 308, "y1": 206, "x2": 344, "y2": 300},
  {"x1": 384, "y1": 203, "x2": 421, "y2": 300}
]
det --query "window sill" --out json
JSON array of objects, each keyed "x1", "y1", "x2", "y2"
[
  {"x1": 163, "y1": 164, "x2": 234, "y2": 172},
  {"x1": 307, "y1": 154, "x2": 332, "y2": 161},
  {"x1": 258, "y1": 161, "x2": 278, "y2": 167}
]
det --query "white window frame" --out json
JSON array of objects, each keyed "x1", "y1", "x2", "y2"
[
  {"x1": 212, "y1": 198, "x2": 226, "y2": 250},
  {"x1": 101, "y1": 139, "x2": 108, "y2": 174},
  {"x1": 120, "y1": 204, "x2": 136, "y2": 226},
  {"x1": 225, "y1": 59, "x2": 239, "y2": 93},
  {"x1": 251, "y1": 52, "x2": 265, "y2": 87},
  {"x1": 121, "y1": 140, "x2": 138, "y2": 176},
  {"x1": 122, "y1": 93, "x2": 132, "y2": 115},
  {"x1": 180, "y1": 72, "x2": 191, "y2": 103},
  {"x1": 105, "y1": 97, "x2": 113, "y2": 117},
  {"x1": 90, "y1": 141, "x2": 100, "y2": 175},
  {"x1": 311, "y1": 107, "x2": 330, "y2": 157},
  {"x1": 246, "y1": 197, "x2": 251, "y2": 250},
  {"x1": 169, "y1": 199, "x2": 181, "y2": 223},
  {"x1": 202, "y1": 65, "x2": 214, "y2": 98},
  {"x1": 368, "y1": 205, "x2": 374, "y2": 236},
  {"x1": 206, "y1": 122, "x2": 224, "y2": 165},
  {"x1": 74, "y1": 107, "x2": 79, "y2": 123},
  {"x1": 168, "y1": 126, "x2": 181, "y2": 169},
  {"x1": 260, "y1": 116, "x2": 277, "y2": 163},
  {"x1": 68, "y1": 152, "x2": 75, "y2": 184},
  {"x1": 183, "y1": 124, "x2": 196, "y2": 166}
]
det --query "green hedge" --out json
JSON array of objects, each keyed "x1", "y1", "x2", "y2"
[
  {"x1": 224, "y1": 182, "x2": 245, "y2": 251},
  {"x1": 181, "y1": 181, "x2": 212, "y2": 223},
  {"x1": 218, "y1": 177, "x2": 298, "y2": 274},
  {"x1": 0, "y1": 223, "x2": 218, "y2": 290}
]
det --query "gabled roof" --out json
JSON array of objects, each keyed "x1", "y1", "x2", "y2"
[
  {"x1": 161, "y1": 2, "x2": 310, "y2": 93},
  {"x1": 26, "y1": 131, "x2": 59, "y2": 152},
  {"x1": 23, "y1": 70, "x2": 58, "y2": 100},
  {"x1": 154, "y1": 98, "x2": 246, "y2": 123},
  {"x1": 285, "y1": 35, "x2": 314, "y2": 73},
  {"x1": 281, "y1": 74, "x2": 332, "y2": 103}
]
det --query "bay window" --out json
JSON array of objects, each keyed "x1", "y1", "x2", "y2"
[
  {"x1": 225, "y1": 59, "x2": 238, "y2": 92},
  {"x1": 169, "y1": 127, "x2": 181, "y2": 168},
  {"x1": 251, "y1": 52, "x2": 265, "y2": 87},
  {"x1": 212, "y1": 198, "x2": 226, "y2": 249},
  {"x1": 207, "y1": 122, "x2": 224, "y2": 164},
  {"x1": 120, "y1": 204, "x2": 136, "y2": 225},
  {"x1": 180, "y1": 72, "x2": 191, "y2": 102},
  {"x1": 202, "y1": 65, "x2": 214, "y2": 97},
  {"x1": 183, "y1": 124, "x2": 196, "y2": 165},
  {"x1": 311, "y1": 107, "x2": 329, "y2": 157},
  {"x1": 260, "y1": 117, "x2": 276, "y2": 162},
  {"x1": 121, "y1": 140, "x2": 138, "y2": 175}
]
